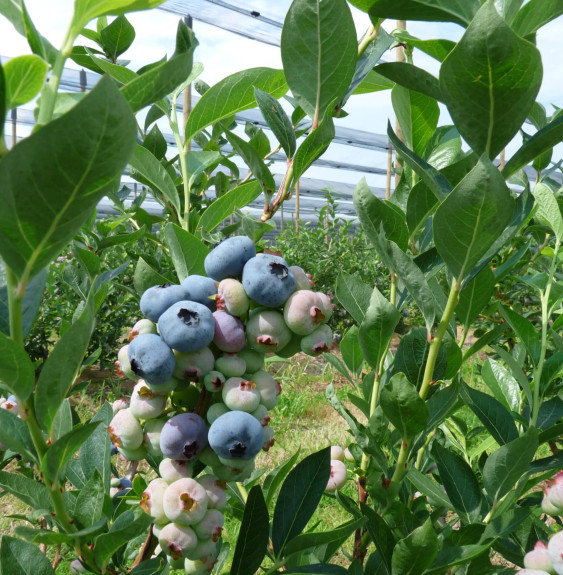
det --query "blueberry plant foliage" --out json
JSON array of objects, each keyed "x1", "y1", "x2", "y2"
[{"x1": 0, "y1": 0, "x2": 563, "y2": 573}]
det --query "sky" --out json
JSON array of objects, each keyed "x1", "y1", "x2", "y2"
[{"x1": 1, "y1": 0, "x2": 563, "y2": 215}]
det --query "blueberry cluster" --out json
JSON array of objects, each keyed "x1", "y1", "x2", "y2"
[{"x1": 107, "y1": 236, "x2": 334, "y2": 573}]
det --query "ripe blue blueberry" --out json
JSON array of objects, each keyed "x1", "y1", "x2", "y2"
[
  {"x1": 242, "y1": 254, "x2": 296, "y2": 308},
  {"x1": 204, "y1": 236, "x2": 256, "y2": 281},
  {"x1": 160, "y1": 412, "x2": 209, "y2": 461},
  {"x1": 158, "y1": 301, "x2": 215, "y2": 353},
  {"x1": 128, "y1": 333, "x2": 175, "y2": 386},
  {"x1": 181, "y1": 275, "x2": 218, "y2": 311},
  {"x1": 208, "y1": 410, "x2": 264, "y2": 460},
  {"x1": 140, "y1": 283, "x2": 185, "y2": 322}
]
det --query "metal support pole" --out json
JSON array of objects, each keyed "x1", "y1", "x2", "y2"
[
  {"x1": 79, "y1": 69, "x2": 87, "y2": 92},
  {"x1": 11, "y1": 109, "x2": 17, "y2": 148}
]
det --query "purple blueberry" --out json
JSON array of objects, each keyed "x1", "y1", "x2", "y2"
[
  {"x1": 181, "y1": 275, "x2": 218, "y2": 311},
  {"x1": 212, "y1": 310, "x2": 245, "y2": 353},
  {"x1": 140, "y1": 283, "x2": 185, "y2": 322},
  {"x1": 208, "y1": 410, "x2": 264, "y2": 460},
  {"x1": 204, "y1": 236, "x2": 256, "y2": 281},
  {"x1": 128, "y1": 333, "x2": 175, "y2": 386},
  {"x1": 160, "y1": 412, "x2": 209, "y2": 461},
  {"x1": 158, "y1": 301, "x2": 215, "y2": 353},
  {"x1": 242, "y1": 254, "x2": 296, "y2": 308}
]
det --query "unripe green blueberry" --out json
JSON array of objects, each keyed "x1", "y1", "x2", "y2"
[
  {"x1": 198, "y1": 446, "x2": 222, "y2": 468},
  {"x1": 163, "y1": 478, "x2": 209, "y2": 525},
  {"x1": 70, "y1": 560, "x2": 87, "y2": 574},
  {"x1": 262, "y1": 425, "x2": 275, "y2": 452},
  {"x1": 129, "y1": 318, "x2": 157, "y2": 341},
  {"x1": 524, "y1": 541, "x2": 555, "y2": 574},
  {"x1": 107, "y1": 408, "x2": 143, "y2": 450},
  {"x1": 217, "y1": 278, "x2": 250, "y2": 316},
  {"x1": 237, "y1": 348, "x2": 265, "y2": 373},
  {"x1": 330, "y1": 446, "x2": 345, "y2": 461},
  {"x1": 159, "y1": 458, "x2": 194, "y2": 483},
  {"x1": 197, "y1": 475, "x2": 227, "y2": 510},
  {"x1": 251, "y1": 404, "x2": 270, "y2": 426},
  {"x1": 246, "y1": 309, "x2": 292, "y2": 353},
  {"x1": 203, "y1": 371, "x2": 226, "y2": 393},
  {"x1": 143, "y1": 419, "x2": 166, "y2": 457},
  {"x1": 117, "y1": 444, "x2": 147, "y2": 461},
  {"x1": 215, "y1": 354, "x2": 246, "y2": 377},
  {"x1": 184, "y1": 557, "x2": 214, "y2": 575},
  {"x1": 274, "y1": 331, "x2": 302, "y2": 359},
  {"x1": 253, "y1": 370, "x2": 279, "y2": 410},
  {"x1": 212, "y1": 458, "x2": 255, "y2": 482},
  {"x1": 171, "y1": 383, "x2": 201, "y2": 410},
  {"x1": 326, "y1": 460, "x2": 347, "y2": 492},
  {"x1": 542, "y1": 489, "x2": 561, "y2": 516},
  {"x1": 194, "y1": 509, "x2": 224, "y2": 541},
  {"x1": 116, "y1": 345, "x2": 136, "y2": 380},
  {"x1": 140, "y1": 478, "x2": 168, "y2": 523},
  {"x1": 129, "y1": 381, "x2": 167, "y2": 420},
  {"x1": 146, "y1": 376, "x2": 179, "y2": 394},
  {"x1": 222, "y1": 377, "x2": 261, "y2": 412},
  {"x1": 301, "y1": 324, "x2": 332, "y2": 356},
  {"x1": 185, "y1": 536, "x2": 220, "y2": 563},
  {"x1": 174, "y1": 348, "x2": 216, "y2": 383},
  {"x1": 206, "y1": 402, "x2": 230, "y2": 425},
  {"x1": 158, "y1": 522, "x2": 198, "y2": 561}
]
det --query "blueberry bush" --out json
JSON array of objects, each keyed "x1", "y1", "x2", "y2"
[{"x1": 1, "y1": 0, "x2": 563, "y2": 574}]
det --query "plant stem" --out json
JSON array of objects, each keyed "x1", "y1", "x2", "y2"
[
  {"x1": 237, "y1": 482, "x2": 249, "y2": 503},
  {"x1": 531, "y1": 237, "x2": 560, "y2": 426},
  {"x1": 170, "y1": 94, "x2": 190, "y2": 230},
  {"x1": 6, "y1": 267, "x2": 24, "y2": 346},
  {"x1": 358, "y1": 20, "x2": 382, "y2": 58}
]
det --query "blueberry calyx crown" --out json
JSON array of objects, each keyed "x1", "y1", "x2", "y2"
[
  {"x1": 269, "y1": 262, "x2": 289, "y2": 279},
  {"x1": 229, "y1": 442, "x2": 247, "y2": 457},
  {"x1": 177, "y1": 308, "x2": 200, "y2": 325}
]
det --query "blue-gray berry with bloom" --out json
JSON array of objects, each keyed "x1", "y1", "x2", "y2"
[
  {"x1": 158, "y1": 301, "x2": 215, "y2": 353},
  {"x1": 242, "y1": 254, "x2": 296, "y2": 308},
  {"x1": 128, "y1": 333, "x2": 175, "y2": 386},
  {"x1": 204, "y1": 236, "x2": 256, "y2": 281},
  {"x1": 181, "y1": 275, "x2": 218, "y2": 311},
  {"x1": 140, "y1": 283, "x2": 185, "y2": 322},
  {"x1": 208, "y1": 410, "x2": 264, "y2": 460}
]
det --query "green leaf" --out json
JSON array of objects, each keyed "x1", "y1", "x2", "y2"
[
  {"x1": 511, "y1": 0, "x2": 563, "y2": 37},
  {"x1": 70, "y1": 0, "x2": 165, "y2": 37},
  {"x1": 393, "y1": 31, "x2": 455, "y2": 62},
  {"x1": 353, "y1": 70, "x2": 394, "y2": 95},
  {"x1": 292, "y1": 108, "x2": 335, "y2": 184},
  {"x1": 460, "y1": 380, "x2": 518, "y2": 445},
  {"x1": 142, "y1": 124, "x2": 167, "y2": 160},
  {"x1": 0, "y1": 536, "x2": 55, "y2": 575},
  {"x1": 499, "y1": 304, "x2": 541, "y2": 366},
  {"x1": 324, "y1": 353, "x2": 353, "y2": 385},
  {"x1": 133, "y1": 257, "x2": 172, "y2": 296},
  {"x1": 0, "y1": 330, "x2": 34, "y2": 403},
  {"x1": 121, "y1": 20, "x2": 196, "y2": 113},
  {"x1": 359, "y1": 286, "x2": 401, "y2": 370},
  {"x1": 456, "y1": 266, "x2": 495, "y2": 328},
  {"x1": 433, "y1": 156, "x2": 515, "y2": 282},
  {"x1": 52, "y1": 399, "x2": 73, "y2": 440},
  {"x1": 0, "y1": 408, "x2": 36, "y2": 462},
  {"x1": 388, "y1": 123, "x2": 450, "y2": 202},
  {"x1": 281, "y1": 0, "x2": 357, "y2": 121},
  {"x1": 272, "y1": 447, "x2": 331, "y2": 557},
  {"x1": 492, "y1": 345, "x2": 533, "y2": 408},
  {"x1": 340, "y1": 326, "x2": 363, "y2": 376},
  {"x1": 335, "y1": 272, "x2": 372, "y2": 324},
  {"x1": 264, "y1": 449, "x2": 301, "y2": 507},
  {"x1": 231, "y1": 486, "x2": 270, "y2": 575},
  {"x1": 361, "y1": 504, "x2": 394, "y2": 574},
  {"x1": 255, "y1": 87, "x2": 296, "y2": 158},
  {"x1": 284, "y1": 566, "x2": 348, "y2": 575},
  {"x1": 368, "y1": 0, "x2": 480, "y2": 26},
  {"x1": 198, "y1": 181, "x2": 261, "y2": 234},
  {"x1": 83, "y1": 48, "x2": 138, "y2": 84},
  {"x1": 100, "y1": 14, "x2": 135, "y2": 60},
  {"x1": 426, "y1": 544, "x2": 492, "y2": 574},
  {"x1": 392, "y1": 86, "x2": 440, "y2": 158},
  {"x1": 186, "y1": 150, "x2": 222, "y2": 190},
  {"x1": 80, "y1": 402, "x2": 113, "y2": 492},
  {"x1": 378, "y1": 63, "x2": 442, "y2": 103},
  {"x1": 186, "y1": 68, "x2": 287, "y2": 143},
  {"x1": 431, "y1": 443, "x2": 482, "y2": 523},
  {"x1": 353, "y1": 177, "x2": 409, "y2": 251},
  {"x1": 42, "y1": 421, "x2": 100, "y2": 483},
  {"x1": 35, "y1": 294, "x2": 95, "y2": 433},
  {"x1": 426, "y1": 382, "x2": 461, "y2": 430},
  {"x1": 129, "y1": 145, "x2": 180, "y2": 216},
  {"x1": 439, "y1": 1, "x2": 542, "y2": 159},
  {"x1": 0, "y1": 76, "x2": 136, "y2": 281},
  {"x1": 481, "y1": 358, "x2": 520, "y2": 413},
  {"x1": 0, "y1": 470, "x2": 52, "y2": 510},
  {"x1": 391, "y1": 519, "x2": 439, "y2": 575},
  {"x1": 164, "y1": 223, "x2": 209, "y2": 281},
  {"x1": 225, "y1": 131, "x2": 276, "y2": 198},
  {"x1": 380, "y1": 373, "x2": 428, "y2": 438},
  {"x1": 481, "y1": 507, "x2": 530, "y2": 541},
  {"x1": 482, "y1": 427, "x2": 538, "y2": 501},
  {"x1": 532, "y1": 183, "x2": 563, "y2": 241},
  {"x1": 407, "y1": 469, "x2": 452, "y2": 508},
  {"x1": 93, "y1": 511, "x2": 153, "y2": 568},
  {"x1": 3, "y1": 54, "x2": 48, "y2": 109}
]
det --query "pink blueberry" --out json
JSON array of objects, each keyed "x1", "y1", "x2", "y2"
[
  {"x1": 524, "y1": 541, "x2": 555, "y2": 574},
  {"x1": 246, "y1": 309, "x2": 292, "y2": 353},
  {"x1": 222, "y1": 377, "x2": 261, "y2": 412},
  {"x1": 547, "y1": 531, "x2": 563, "y2": 575},
  {"x1": 301, "y1": 324, "x2": 333, "y2": 356},
  {"x1": 140, "y1": 478, "x2": 168, "y2": 523},
  {"x1": 158, "y1": 522, "x2": 198, "y2": 561},
  {"x1": 330, "y1": 446, "x2": 345, "y2": 461},
  {"x1": 159, "y1": 458, "x2": 194, "y2": 483},
  {"x1": 173, "y1": 348, "x2": 216, "y2": 383},
  {"x1": 197, "y1": 475, "x2": 227, "y2": 510},
  {"x1": 129, "y1": 380, "x2": 167, "y2": 420},
  {"x1": 107, "y1": 408, "x2": 143, "y2": 450},
  {"x1": 283, "y1": 290, "x2": 329, "y2": 335},
  {"x1": 163, "y1": 478, "x2": 209, "y2": 525},
  {"x1": 194, "y1": 509, "x2": 224, "y2": 542},
  {"x1": 326, "y1": 459, "x2": 347, "y2": 492},
  {"x1": 216, "y1": 279, "x2": 250, "y2": 317}
]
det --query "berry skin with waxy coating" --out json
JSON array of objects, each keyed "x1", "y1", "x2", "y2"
[
  {"x1": 253, "y1": 370, "x2": 280, "y2": 410},
  {"x1": 208, "y1": 410, "x2": 264, "y2": 460},
  {"x1": 246, "y1": 309, "x2": 292, "y2": 353},
  {"x1": 215, "y1": 354, "x2": 246, "y2": 377},
  {"x1": 212, "y1": 310, "x2": 246, "y2": 353},
  {"x1": 143, "y1": 419, "x2": 166, "y2": 456},
  {"x1": 237, "y1": 347, "x2": 264, "y2": 373},
  {"x1": 524, "y1": 541, "x2": 556, "y2": 574},
  {"x1": 159, "y1": 458, "x2": 194, "y2": 483},
  {"x1": 284, "y1": 290, "x2": 329, "y2": 335},
  {"x1": 330, "y1": 446, "x2": 345, "y2": 461},
  {"x1": 140, "y1": 478, "x2": 168, "y2": 524},
  {"x1": 251, "y1": 404, "x2": 270, "y2": 426},
  {"x1": 129, "y1": 380, "x2": 167, "y2": 420},
  {"x1": 290, "y1": 265, "x2": 314, "y2": 290},
  {"x1": 211, "y1": 457, "x2": 255, "y2": 482},
  {"x1": 158, "y1": 522, "x2": 198, "y2": 561},
  {"x1": 222, "y1": 377, "x2": 261, "y2": 412},
  {"x1": 548, "y1": 531, "x2": 563, "y2": 575},
  {"x1": 194, "y1": 509, "x2": 224, "y2": 541},
  {"x1": 204, "y1": 236, "x2": 256, "y2": 281},
  {"x1": 140, "y1": 283, "x2": 185, "y2": 322},
  {"x1": 173, "y1": 348, "x2": 216, "y2": 383},
  {"x1": 518, "y1": 571, "x2": 555, "y2": 575},
  {"x1": 116, "y1": 345, "x2": 136, "y2": 380},
  {"x1": 547, "y1": 471, "x2": 563, "y2": 510},
  {"x1": 160, "y1": 413, "x2": 208, "y2": 461},
  {"x1": 242, "y1": 254, "x2": 296, "y2": 308},
  {"x1": 206, "y1": 402, "x2": 230, "y2": 425},
  {"x1": 262, "y1": 425, "x2": 275, "y2": 452},
  {"x1": 185, "y1": 537, "x2": 220, "y2": 562},
  {"x1": 301, "y1": 324, "x2": 333, "y2": 356},
  {"x1": 158, "y1": 301, "x2": 215, "y2": 353},
  {"x1": 128, "y1": 333, "x2": 176, "y2": 386},
  {"x1": 163, "y1": 478, "x2": 209, "y2": 525},
  {"x1": 107, "y1": 408, "x2": 143, "y2": 450},
  {"x1": 326, "y1": 459, "x2": 347, "y2": 492},
  {"x1": 129, "y1": 318, "x2": 157, "y2": 341},
  {"x1": 203, "y1": 370, "x2": 226, "y2": 393},
  {"x1": 117, "y1": 444, "x2": 147, "y2": 461},
  {"x1": 111, "y1": 398, "x2": 128, "y2": 415},
  {"x1": 216, "y1": 278, "x2": 249, "y2": 316},
  {"x1": 181, "y1": 275, "x2": 218, "y2": 311},
  {"x1": 197, "y1": 475, "x2": 227, "y2": 510}
]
